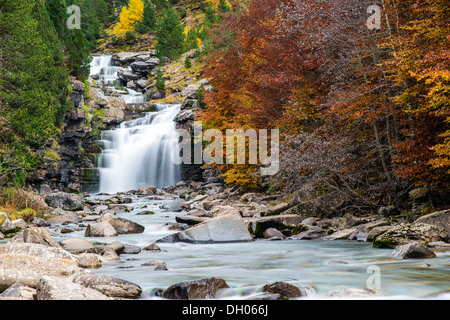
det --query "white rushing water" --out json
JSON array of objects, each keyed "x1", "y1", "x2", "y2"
[
  {"x1": 89, "y1": 55, "x2": 146, "y2": 104},
  {"x1": 98, "y1": 104, "x2": 181, "y2": 193}
]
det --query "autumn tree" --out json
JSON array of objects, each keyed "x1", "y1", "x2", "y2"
[{"x1": 113, "y1": 0, "x2": 145, "y2": 38}]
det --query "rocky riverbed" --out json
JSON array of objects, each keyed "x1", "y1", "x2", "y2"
[{"x1": 1, "y1": 181, "x2": 449, "y2": 300}]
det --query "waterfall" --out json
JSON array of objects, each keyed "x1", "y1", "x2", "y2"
[
  {"x1": 89, "y1": 55, "x2": 146, "y2": 104},
  {"x1": 89, "y1": 55, "x2": 181, "y2": 193},
  {"x1": 90, "y1": 55, "x2": 120, "y2": 86},
  {"x1": 98, "y1": 104, "x2": 182, "y2": 193}
]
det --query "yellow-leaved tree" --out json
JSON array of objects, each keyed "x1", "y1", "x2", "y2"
[{"x1": 113, "y1": 0, "x2": 144, "y2": 38}]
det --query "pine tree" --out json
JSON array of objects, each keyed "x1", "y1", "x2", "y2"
[
  {"x1": 155, "y1": 70, "x2": 165, "y2": 91},
  {"x1": 218, "y1": 0, "x2": 231, "y2": 13},
  {"x1": 155, "y1": 6, "x2": 185, "y2": 59},
  {"x1": 184, "y1": 56, "x2": 192, "y2": 69},
  {"x1": 45, "y1": 0, "x2": 92, "y2": 80},
  {"x1": 135, "y1": 0, "x2": 157, "y2": 33},
  {"x1": 0, "y1": 0, "x2": 69, "y2": 185}
]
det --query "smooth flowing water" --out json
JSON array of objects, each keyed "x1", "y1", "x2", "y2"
[
  {"x1": 58, "y1": 193, "x2": 450, "y2": 300},
  {"x1": 89, "y1": 55, "x2": 146, "y2": 104},
  {"x1": 97, "y1": 104, "x2": 181, "y2": 193}
]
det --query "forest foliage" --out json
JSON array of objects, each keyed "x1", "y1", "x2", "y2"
[{"x1": 198, "y1": 0, "x2": 450, "y2": 209}]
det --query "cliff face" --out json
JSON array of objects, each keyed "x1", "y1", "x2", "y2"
[{"x1": 30, "y1": 79, "x2": 128, "y2": 193}]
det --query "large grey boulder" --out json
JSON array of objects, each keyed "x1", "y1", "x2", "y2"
[
  {"x1": 59, "y1": 238, "x2": 94, "y2": 251},
  {"x1": 162, "y1": 277, "x2": 229, "y2": 299},
  {"x1": 0, "y1": 283, "x2": 36, "y2": 300},
  {"x1": 44, "y1": 192, "x2": 83, "y2": 211},
  {"x1": 36, "y1": 276, "x2": 111, "y2": 300},
  {"x1": 373, "y1": 223, "x2": 448, "y2": 248},
  {"x1": 117, "y1": 68, "x2": 139, "y2": 82},
  {"x1": 414, "y1": 209, "x2": 450, "y2": 235},
  {"x1": 85, "y1": 221, "x2": 118, "y2": 237},
  {"x1": 388, "y1": 242, "x2": 436, "y2": 259},
  {"x1": 157, "y1": 213, "x2": 253, "y2": 244},
  {"x1": 0, "y1": 243, "x2": 79, "y2": 291},
  {"x1": 102, "y1": 217, "x2": 145, "y2": 234},
  {"x1": 73, "y1": 273, "x2": 142, "y2": 299},
  {"x1": 9, "y1": 227, "x2": 61, "y2": 248}
]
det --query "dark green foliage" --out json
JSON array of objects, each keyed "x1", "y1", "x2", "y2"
[
  {"x1": 155, "y1": 6, "x2": 185, "y2": 59},
  {"x1": 135, "y1": 0, "x2": 157, "y2": 33},
  {"x1": 0, "y1": 0, "x2": 70, "y2": 186},
  {"x1": 155, "y1": 70, "x2": 165, "y2": 91},
  {"x1": 218, "y1": 0, "x2": 231, "y2": 13},
  {"x1": 45, "y1": 0, "x2": 92, "y2": 80},
  {"x1": 184, "y1": 56, "x2": 192, "y2": 69},
  {"x1": 204, "y1": 3, "x2": 217, "y2": 27}
]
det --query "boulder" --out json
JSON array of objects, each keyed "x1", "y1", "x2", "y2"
[
  {"x1": 84, "y1": 221, "x2": 118, "y2": 237},
  {"x1": 73, "y1": 273, "x2": 142, "y2": 299},
  {"x1": 36, "y1": 276, "x2": 111, "y2": 300},
  {"x1": 162, "y1": 277, "x2": 229, "y2": 299},
  {"x1": 0, "y1": 243, "x2": 78, "y2": 291},
  {"x1": 44, "y1": 192, "x2": 84, "y2": 211},
  {"x1": 414, "y1": 209, "x2": 450, "y2": 236},
  {"x1": 175, "y1": 214, "x2": 208, "y2": 226},
  {"x1": 77, "y1": 253, "x2": 102, "y2": 268},
  {"x1": 261, "y1": 282, "x2": 307, "y2": 300},
  {"x1": 123, "y1": 244, "x2": 141, "y2": 254},
  {"x1": 0, "y1": 283, "x2": 36, "y2": 300},
  {"x1": 71, "y1": 246, "x2": 120, "y2": 262},
  {"x1": 47, "y1": 212, "x2": 81, "y2": 224},
  {"x1": 322, "y1": 228, "x2": 356, "y2": 240},
  {"x1": 388, "y1": 242, "x2": 436, "y2": 259},
  {"x1": 103, "y1": 217, "x2": 145, "y2": 234},
  {"x1": 247, "y1": 214, "x2": 304, "y2": 238},
  {"x1": 291, "y1": 226, "x2": 327, "y2": 240},
  {"x1": 373, "y1": 223, "x2": 448, "y2": 248},
  {"x1": 157, "y1": 213, "x2": 253, "y2": 244},
  {"x1": 144, "y1": 243, "x2": 161, "y2": 251},
  {"x1": 141, "y1": 260, "x2": 168, "y2": 271},
  {"x1": 263, "y1": 228, "x2": 285, "y2": 239},
  {"x1": 130, "y1": 60, "x2": 158, "y2": 75},
  {"x1": 9, "y1": 227, "x2": 61, "y2": 248},
  {"x1": 59, "y1": 238, "x2": 94, "y2": 251},
  {"x1": 0, "y1": 212, "x2": 15, "y2": 233},
  {"x1": 117, "y1": 68, "x2": 139, "y2": 82},
  {"x1": 105, "y1": 241, "x2": 125, "y2": 254}
]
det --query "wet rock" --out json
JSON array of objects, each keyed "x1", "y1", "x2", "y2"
[
  {"x1": 162, "y1": 277, "x2": 229, "y2": 299},
  {"x1": 44, "y1": 192, "x2": 84, "y2": 211},
  {"x1": 247, "y1": 214, "x2": 304, "y2": 238},
  {"x1": 378, "y1": 205, "x2": 400, "y2": 217},
  {"x1": 123, "y1": 244, "x2": 141, "y2": 254},
  {"x1": 388, "y1": 242, "x2": 436, "y2": 259},
  {"x1": 73, "y1": 273, "x2": 142, "y2": 299},
  {"x1": 72, "y1": 246, "x2": 120, "y2": 262},
  {"x1": 157, "y1": 213, "x2": 253, "y2": 244},
  {"x1": 144, "y1": 243, "x2": 161, "y2": 251},
  {"x1": 36, "y1": 276, "x2": 111, "y2": 300},
  {"x1": 261, "y1": 282, "x2": 307, "y2": 300},
  {"x1": 247, "y1": 293, "x2": 282, "y2": 300},
  {"x1": 141, "y1": 260, "x2": 168, "y2": 271}
]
